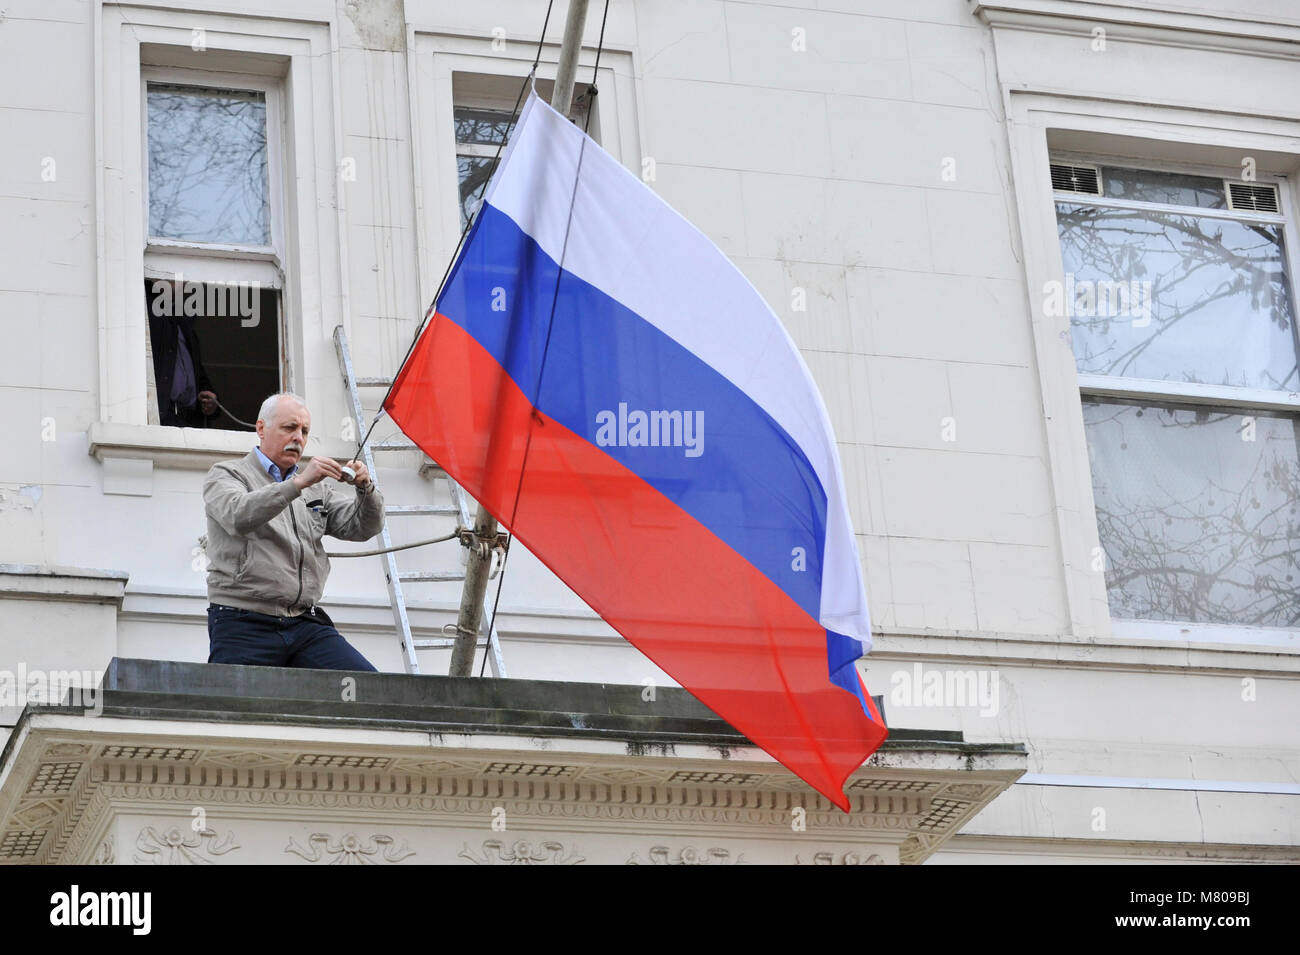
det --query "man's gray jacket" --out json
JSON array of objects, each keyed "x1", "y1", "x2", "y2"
[{"x1": 203, "y1": 450, "x2": 385, "y2": 617}]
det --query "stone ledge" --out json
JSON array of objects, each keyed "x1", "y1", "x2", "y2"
[
  {"x1": 0, "y1": 710, "x2": 1027, "y2": 865},
  {"x1": 78, "y1": 659, "x2": 1022, "y2": 756},
  {"x1": 0, "y1": 659, "x2": 1028, "y2": 864},
  {"x1": 0, "y1": 564, "x2": 129, "y2": 606},
  {"x1": 87, "y1": 421, "x2": 358, "y2": 471}
]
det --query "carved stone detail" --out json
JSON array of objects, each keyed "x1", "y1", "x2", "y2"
[
  {"x1": 285, "y1": 832, "x2": 415, "y2": 864},
  {"x1": 900, "y1": 833, "x2": 943, "y2": 865},
  {"x1": 5, "y1": 732, "x2": 1020, "y2": 866},
  {"x1": 459, "y1": 839, "x2": 584, "y2": 865},
  {"x1": 92, "y1": 839, "x2": 115, "y2": 865},
  {"x1": 200, "y1": 751, "x2": 288, "y2": 768},
  {"x1": 133, "y1": 826, "x2": 240, "y2": 864},
  {"x1": 86, "y1": 783, "x2": 922, "y2": 830},
  {"x1": 797, "y1": 850, "x2": 885, "y2": 865},
  {"x1": 627, "y1": 846, "x2": 743, "y2": 865},
  {"x1": 11, "y1": 798, "x2": 64, "y2": 829},
  {"x1": 942, "y1": 784, "x2": 989, "y2": 799},
  {"x1": 42, "y1": 743, "x2": 93, "y2": 759}
]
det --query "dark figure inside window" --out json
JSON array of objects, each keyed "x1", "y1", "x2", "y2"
[{"x1": 149, "y1": 312, "x2": 219, "y2": 427}]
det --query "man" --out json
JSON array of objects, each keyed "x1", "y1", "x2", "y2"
[
  {"x1": 202, "y1": 392, "x2": 384, "y2": 670},
  {"x1": 148, "y1": 308, "x2": 220, "y2": 427}
]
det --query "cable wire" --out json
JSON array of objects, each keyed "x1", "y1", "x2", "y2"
[
  {"x1": 479, "y1": 0, "x2": 612, "y2": 676},
  {"x1": 325, "y1": 530, "x2": 459, "y2": 559},
  {"x1": 214, "y1": 398, "x2": 257, "y2": 430}
]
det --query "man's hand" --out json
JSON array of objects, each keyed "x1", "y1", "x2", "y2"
[
  {"x1": 292, "y1": 456, "x2": 345, "y2": 491},
  {"x1": 198, "y1": 391, "x2": 218, "y2": 417},
  {"x1": 343, "y1": 460, "x2": 372, "y2": 490}
]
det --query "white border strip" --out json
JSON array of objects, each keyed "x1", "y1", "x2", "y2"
[{"x1": 1018, "y1": 773, "x2": 1300, "y2": 795}]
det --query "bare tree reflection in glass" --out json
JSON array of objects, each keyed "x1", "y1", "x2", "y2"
[
  {"x1": 1057, "y1": 203, "x2": 1299, "y2": 391},
  {"x1": 1084, "y1": 398, "x2": 1300, "y2": 626},
  {"x1": 147, "y1": 85, "x2": 270, "y2": 247}
]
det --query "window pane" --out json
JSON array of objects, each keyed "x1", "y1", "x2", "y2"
[
  {"x1": 147, "y1": 85, "x2": 270, "y2": 246},
  {"x1": 1083, "y1": 397, "x2": 1300, "y2": 627},
  {"x1": 1099, "y1": 166, "x2": 1227, "y2": 209},
  {"x1": 458, "y1": 155, "x2": 493, "y2": 229},
  {"x1": 454, "y1": 106, "x2": 512, "y2": 146},
  {"x1": 1056, "y1": 202, "x2": 1299, "y2": 390}
]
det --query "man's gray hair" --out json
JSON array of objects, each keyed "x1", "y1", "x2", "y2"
[{"x1": 257, "y1": 392, "x2": 308, "y2": 424}]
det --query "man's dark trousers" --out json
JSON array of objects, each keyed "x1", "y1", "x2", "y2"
[{"x1": 207, "y1": 604, "x2": 377, "y2": 671}]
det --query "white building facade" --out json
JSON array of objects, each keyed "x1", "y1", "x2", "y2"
[{"x1": 0, "y1": 0, "x2": 1297, "y2": 863}]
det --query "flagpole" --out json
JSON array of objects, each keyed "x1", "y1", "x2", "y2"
[
  {"x1": 449, "y1": 0, "x2": 591, "y2": 677},
  {"x1": 551, "y1": 0, "x2": 590, "y2": 115}
]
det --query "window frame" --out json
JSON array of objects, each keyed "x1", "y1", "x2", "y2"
[
  {"x1": 140, "y1": 65, "x2": 287, "y2": 291},
  {"x1": 452, "y1": 84, "x2": 598, "y2": 231},
  {"x1": 94, "y1": 7, "x2": 351, "y2": 470},
  {"x1": 406, "y1": 32, "x2": 638, "y2": 310},
  {"x1": 1050, "y1": 151, "x2": 1300, "y2": 414},
  {"x1": 139, "y1": 67, "x2": 290, "y2": 425},
  {"x1": 1006, "y1": 93, "x2": 1300, "y2": 651},
  {"x1": 1052, "y1": 155, "x2": 1300, "y2": 637}
]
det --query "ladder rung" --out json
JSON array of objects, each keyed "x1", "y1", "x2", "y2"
[
  {"x1": 356, "y1": 376, "x2": 394, "y2": 387},
  {"x1": 384, "y1": 504, "x2": 458, "y2": 516},
  {"x1": 413, "y1": 638, "x2": 495, "y2": 650},
  {"x1": 397, "y1": 570, "x2": 466, "y2": 583},
  {"x1": 374, "y1": 440, "x2": 418, "y2": 452}
]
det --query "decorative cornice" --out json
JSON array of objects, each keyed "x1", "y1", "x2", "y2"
[
  {"x1": 970, "y1": 0, "x2": 1300, "y2": 60},
  {"x1": 626, "y1": 845, "x2": 743, "y2": 865},
  {"x1": 134, "y1": 825, "x2": 240, "y2": 865},
  {"x1": 797, "y1": 850, "x2": 885, "y2": 865},
  {"x1": 0, "y1": 722, "x2": 1024, "y2": 864},
  {"x1": 461, "y1": 839, "x2": 583, "y2": 865},
  {"x1": 92, "y1": 839, "x2": 114, "y2": 865},
  {"x1": 285, "y1": 832, "x2": 415, "y2": 865}
]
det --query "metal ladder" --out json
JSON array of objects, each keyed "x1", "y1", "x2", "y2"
[{"x1": 333, "y1": 325, "x2": 507, "y2": 677}]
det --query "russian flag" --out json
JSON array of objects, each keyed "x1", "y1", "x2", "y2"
[{"x1": 385, "y1": 90, "x2": 887, "y2": 809}]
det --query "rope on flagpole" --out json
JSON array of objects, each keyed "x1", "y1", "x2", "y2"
[{"x1": 479, "y1": 0, "x2": 612, "y2": 676}]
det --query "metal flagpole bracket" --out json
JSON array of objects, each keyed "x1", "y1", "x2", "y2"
[{"x1": 456, "y1": 526, "x2": 510, "y2": 560}]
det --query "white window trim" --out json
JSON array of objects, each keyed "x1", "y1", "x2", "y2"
[
  {"x1": 405, "y1": 29, "x2": 640, "y2": 310},
  {"x1": 974, "y1": 0, "x2": 1300, "y2": 653},
  {"x1": 141, "y1": 65, "x2": 287, "y2": 291},
  {"x1": 95, "y1": 6, "x2": 353, "y2": 467},
  {"x1": 1006, "y1": 95, "x2": 1300, "y2": 652}
]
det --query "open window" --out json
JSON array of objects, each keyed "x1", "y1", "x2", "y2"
[{"x1": 141, "y1": 70, "x2": 287, "y2": 431}]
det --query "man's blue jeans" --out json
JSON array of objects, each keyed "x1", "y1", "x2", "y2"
[{"x1": 207, "y1": 604, "x2": 378, "y2": 671}]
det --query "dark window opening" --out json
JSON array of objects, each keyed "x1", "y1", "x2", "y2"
[{"x1": 145, "y1": 278, "x2": 280, "y2": 431}]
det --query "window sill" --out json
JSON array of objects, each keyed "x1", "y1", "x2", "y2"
[
  {"x1": 87, "y1": 421, "x2": 357, "y2": 472},
  {"x1": 1110, "y1": 617, "x2": 1299, "y2": 652}
]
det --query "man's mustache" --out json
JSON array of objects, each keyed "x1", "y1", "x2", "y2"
[{"x1": 285, "y1": 443, "x2": 302, "y2": 453}]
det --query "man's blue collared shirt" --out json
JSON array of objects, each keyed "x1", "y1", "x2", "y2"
[{"x1": 254, "y1": 446, "x2": 298, "y2": 483}]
